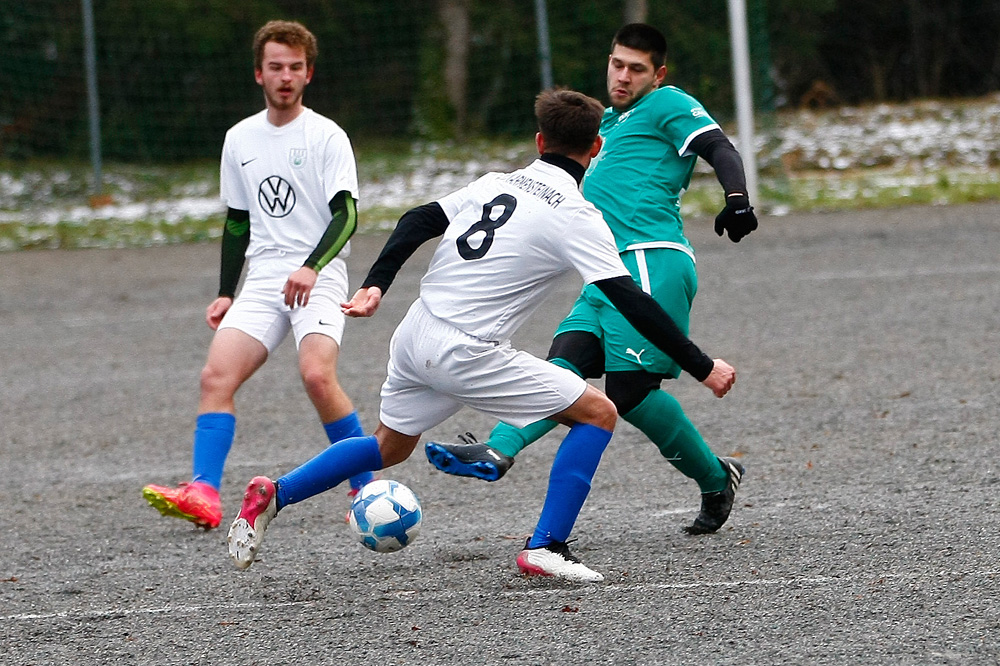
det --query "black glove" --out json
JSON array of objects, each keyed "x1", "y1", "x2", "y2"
[{"x1": 714, "y1": 194, "x2": 758, "y2": 243}]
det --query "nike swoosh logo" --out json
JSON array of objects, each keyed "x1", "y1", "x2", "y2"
[
  {"x1": 318, "y1": 320, "x2": 336, "y2": 326},
  {"x1": 241, "y1": 158, "x2": 257, "y2": 167}
]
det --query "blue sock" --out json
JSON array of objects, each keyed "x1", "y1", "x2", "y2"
[
  {"x1": 276, "y1": 435, "x2": 384, "y2": 509},
  {"x1": 191, "y1": 412, "x2": 236, "y2": 491},
  {"x1": 323, "y1": 412, "x2": 364, "y2": 442},
  {"x1": 528, "y1": 423, "x2": 612, "y2": 548},
  {"x1": 324, "y1": 412, "x2": 375, "y2": 492}
]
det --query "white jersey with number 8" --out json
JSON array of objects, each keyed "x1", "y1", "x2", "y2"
[{"x1": 419, "y1": 158, "x2": 629, "y2": 343}]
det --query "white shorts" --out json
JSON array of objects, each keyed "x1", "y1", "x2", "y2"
[
  {"x1": 218, "y1": 251, "x2": 349, "y2": 353},
  {"x1": 379, "y1": 299, "x2": 588, "y2": 436}
]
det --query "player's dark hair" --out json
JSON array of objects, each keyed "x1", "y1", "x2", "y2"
[
  {"x1": 612, "y1": 23, "x2": 667, "y2": 69},
  {"x1": 534, "y1": 88, "x2": 604, "y2": 156},
  {"x1": 253, "y1": 20, "x2": 318, "y2": 70}
]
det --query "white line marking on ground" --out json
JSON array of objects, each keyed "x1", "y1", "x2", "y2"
[
  {"x1": 526, "y1": 568, "x2": 1000, "y2": 596},
  {"x1": 5, "y1": 570, "x2": 997, "y2": 622},
  {"x1": 4, "y1": 601, "x2": 310, "y2": 622}
]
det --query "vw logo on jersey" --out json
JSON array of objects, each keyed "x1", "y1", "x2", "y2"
[{"x1": 258, "y1": 175, "x2": 296, "y2": 218}]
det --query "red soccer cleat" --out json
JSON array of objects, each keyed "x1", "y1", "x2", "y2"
[
  {"x1": 142, "y1": 481, "x2": 222, "y2": 530},
  {"x1": 227, "y1": 476, "x2": 277, "y2": 570}
]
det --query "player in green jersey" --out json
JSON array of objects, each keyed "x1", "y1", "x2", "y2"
[{"x1": 425, "y1": 23, "x2": 758, "y2": 535}]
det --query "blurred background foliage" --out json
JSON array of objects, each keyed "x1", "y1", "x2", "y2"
[{"x1": 2, "y1": 0, "x2": 999, "y2": 161}]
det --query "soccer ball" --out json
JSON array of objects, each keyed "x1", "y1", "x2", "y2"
[{"x1": 347, "y1": 479, "x2": 422, "y2": 553}]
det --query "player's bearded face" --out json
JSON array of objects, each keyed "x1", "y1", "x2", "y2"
[
  {"x1": 606, "y1": 45, "x2": 665, "y2": 110},
  {"x1": 255, "y1": 42, "x2": 312, "y2": 111}
]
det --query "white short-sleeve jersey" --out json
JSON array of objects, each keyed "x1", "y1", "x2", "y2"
[
  {"x1": 219, "y1": 108, "x2": 359, "y2": 262},
  {"x1": 420, "y1": 158, "x2": 630, "y2": 343}
]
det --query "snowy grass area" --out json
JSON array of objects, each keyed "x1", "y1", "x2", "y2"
[{"x1": 2, "y1": 95, "x2": 999, "y2": 251}]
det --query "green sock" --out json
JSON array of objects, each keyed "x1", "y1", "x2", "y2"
[
  {"x1": 487, "y1": 419, "x2": 558, "y2": 458},
  {"x1": 623, "y1": 389, "x2": 726, "y2": 493},
  {"x1": 485, "y1": 357, "x2": 581, "y2": 458}
]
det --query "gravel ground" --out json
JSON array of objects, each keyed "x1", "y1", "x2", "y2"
[{"x1": 1, "y1": 203, "x2": 998, "y2": 665}]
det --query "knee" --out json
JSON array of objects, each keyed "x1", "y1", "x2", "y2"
[
  {"x1": 605, "y1": 371, "x2": 661, "y2": 415},
  {"x1": 200, "y1": 363, "x2": 237, "y2": 398},
  {"x1": 547, "y1": 331, "x2": 604, "y2": 379},
  {"x1": 605, "y1": 384, "x2": 650, "y2": 416},
  {"x1": 584, "y1": 391, "x2": 618, "y2": 431},
  {"x1": 595, "y1": 401, "x2": 618, "y2": 431},
  {"x1": 300, "y1": 364, "x2": 334, "y2": 398}
]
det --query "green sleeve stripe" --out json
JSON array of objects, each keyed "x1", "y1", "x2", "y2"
[
  {"x1": 225, "y1": 215, "x2": 250, "y2": 236},
  {"x1": 219, "y1": 208, "x2": 250, "y2": 297},
  {"x1": 305, "y1": 192, "x2": 357, "y2": 271}
]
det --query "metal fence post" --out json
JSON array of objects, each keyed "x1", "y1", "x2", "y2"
[
  {"x1": 534, "y1": 0, "x2": 553, "y2": 90},
  {"x1": 81, "y1": 0, "x2": 103, "y2": 196},
  {"x1": 727, "y1": 0, "x2": 759, "y2": 204}
]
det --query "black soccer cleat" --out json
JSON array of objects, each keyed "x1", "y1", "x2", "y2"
[
  {"x1": 684, "y1": 456, "x2": 745, "y2": 535},
  {"x1": 424, "y1": 432, "x2": 515, "y2": 482}
]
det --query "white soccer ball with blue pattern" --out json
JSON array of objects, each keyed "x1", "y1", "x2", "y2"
[{"x1": 348, "y1": 479, "x2": 422, "y2": 553}]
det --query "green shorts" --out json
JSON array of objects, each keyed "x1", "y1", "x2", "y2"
[{"x1": 554, "y1": 247, "x2": 697, "y2": 377}]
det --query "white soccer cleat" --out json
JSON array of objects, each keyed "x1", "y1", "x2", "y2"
[
  {"x1": 227, "y1": 476, "x2": 277, "y2": 570},
  {"x1": 516, "y1": 539, "x2": 604, "y2": 583}
]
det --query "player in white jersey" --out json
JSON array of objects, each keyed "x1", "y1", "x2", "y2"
[
  {"x1": 226, "y1": 89, "x2": 736, "y2": 582},
  {"x1": 143, "y1": 20, "x2": 373, "y2": 531}
]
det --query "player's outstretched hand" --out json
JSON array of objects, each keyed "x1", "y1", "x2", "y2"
[
  {"x1": 206, "y1": 296, "x2": 233, "y2": 331},
  {"x1": 342, "y1": 286, "x2": 383, "y2": 318},
  {"x1": 702, "y1": 359, "x2": 736, "y2": 398},
  {"x1": 283, "y1": 266, "x2": 318, "y2": 308},
  {"x1": 714, "y1": 193, "x2": 758, "y2": 243}
]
